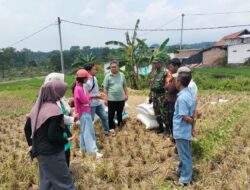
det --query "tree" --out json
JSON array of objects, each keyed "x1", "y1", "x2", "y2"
[
  {"x1": 105, "y1": 19, "x2": 147, "y2": 89},
  {"x1": 0, "y1": 48, "x2": 16, "y2": 78},
  {"x1": 71, "y1": 52, "x2": 96, "y2": 73},
  {"x1": 49, "y1": 51, "x2": 61, "y2": 72}
]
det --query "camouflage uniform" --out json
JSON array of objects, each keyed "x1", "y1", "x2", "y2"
[{"x1": 149, "y1": 70, "x2": 169, "y2": 131}]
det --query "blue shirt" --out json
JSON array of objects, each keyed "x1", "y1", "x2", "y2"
[
  {"x1": 84, "y1": 76, "x2": 102, "y2": 107},
  {"x1": 173, "y1": 87, "x2": 196, "y2": 140}
]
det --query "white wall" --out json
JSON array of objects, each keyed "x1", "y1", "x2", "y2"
[{"x1": 228, "y1": 43, "x2": 250, "y2": 64}]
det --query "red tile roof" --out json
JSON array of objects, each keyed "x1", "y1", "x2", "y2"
[{"x1": 215, "y1": 29, "x2": 250, "y2": 46}]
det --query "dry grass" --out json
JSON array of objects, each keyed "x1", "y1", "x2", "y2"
[{"x1": 0, "y1": 93, "x2": 249, "y2": 190}]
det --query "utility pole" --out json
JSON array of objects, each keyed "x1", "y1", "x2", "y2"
[
  {"x1": 57, "y1": 17, "x2": 64, "y2": 74},
  {"x1": 180, "y1": 13, "x2": 185, "y2": 50}
]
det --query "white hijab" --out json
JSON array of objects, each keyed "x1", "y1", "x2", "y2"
[{"x1": 44, "y1": 72, "x2": 71, "y2": 114}]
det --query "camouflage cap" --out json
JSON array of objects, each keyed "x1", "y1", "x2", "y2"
[{"x1": 172, "y1": 66, "x2": 191, "y2": 78}]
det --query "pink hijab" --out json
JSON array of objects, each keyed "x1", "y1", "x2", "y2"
[{"x1": 29, "y1": 81, "x2": 67, "y2": 138}]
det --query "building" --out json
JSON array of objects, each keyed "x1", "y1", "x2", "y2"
[
  {"x1": 182, "y1": 47, "x2": 226, "y2": 66},
  {"x1": 227, "y1": 34, "x2": 250, "y2": 65},
  {"x1": 215, "y1": 29, "x2": 250, "y2": 47},
  {"x1": 202, "y1": 46, "x2": 227, "y2": 66},
  {"x1": 174, "y1": 49, "x2": 200, "y2": 63}
]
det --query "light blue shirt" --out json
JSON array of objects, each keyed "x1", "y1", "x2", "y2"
[
  {"x1": 85, "y1": 76, "x2": 102, "y2": 107},
  {"x1": 173, "y1": 87, "x2": 196, "y2": 140}
]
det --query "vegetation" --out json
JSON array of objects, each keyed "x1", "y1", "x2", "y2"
[
  {"x1": 192, "y1": 66, "x2": 250, "y2": 91},
  {"x1": 0, "y1": 46, "x2": 112, "y2": 81},
  {"x1": 0, "y1": 78, "x2": 249, "y2": 189},
  {"x1": 105, "y1": 19, "x2": 170, "y2": 89}
]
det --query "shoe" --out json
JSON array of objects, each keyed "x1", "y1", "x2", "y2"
[
  {"x1": 109, "y1": 129, "x2": 115, "y2": 133},
  {"x1": 104, "y1": 131, "x2": 109, "y2": 135},
  {"x1": 173, "y1": 181, "x2": 190, "y2": 186},
  {"x1": 156, "y1": 128, "x2": 164, "y2": 134},
  {"x1": 96, "y1": 152, "x2": 103, "y2": 158}
]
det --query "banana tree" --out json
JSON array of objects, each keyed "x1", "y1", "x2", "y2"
[
  {"x1": 105, "y1": 19, "x2": 149, "y2": 89},
  {"x1": 71, "y1": 52, "x2": 95, "y2": 73}
]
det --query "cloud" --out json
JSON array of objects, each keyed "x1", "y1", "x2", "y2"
[{"x1": 0, "y1": 0, "x2": 250, "y2": 51}]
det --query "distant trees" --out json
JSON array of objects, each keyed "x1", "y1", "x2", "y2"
[{"x1": 0, "y1": 46, "x2": 114, "y2": 79}]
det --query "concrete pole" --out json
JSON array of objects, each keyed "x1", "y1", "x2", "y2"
[
  {"x1": 57, "y1": 17, "x2": 65, "y2": 74},
  {"x1": 180, "y1": 13, "x2": 185, "y2": 50}
]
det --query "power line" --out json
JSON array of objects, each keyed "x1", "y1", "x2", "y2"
[
  {"x1": 62, "y1": 19, "x2": 250, "y2": 31},
  {"x1": 139, "y1": 16, "x2": 180, "y2": 37},
  {"x1": 7, "y1": 21, "x2": 57, "y2": 48},
  {"x1": 186, "y1": 10, "x2": 250, "y2": 16}
]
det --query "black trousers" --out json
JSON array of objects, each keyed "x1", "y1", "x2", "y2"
[
  {"x1": 168, "y1": 101, "x2": 176, "y2": 142},
  {"x1": 108, "y1": 100, "x2": 125, "y2": 129},
  {"x1": 37, "y1": 150, "x2": 76, "y2": 190},
  {"x1": 65, "y1": 149, "x2": 70, "y2": 167}
]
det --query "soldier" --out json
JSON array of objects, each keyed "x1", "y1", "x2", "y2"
[{"x1": 149, "y1": 57, "x2": 169, "y2": 134}]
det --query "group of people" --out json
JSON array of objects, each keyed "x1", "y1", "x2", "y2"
[
  {"x1": 149, "y1": 57, "x2": 197, "y2": 185},
  {"x1": 24, "y1": 60, "x2": 128, "y2": 189},
  {"x1": 24, "y1": 57, "x2": 197, "y2": 189}
]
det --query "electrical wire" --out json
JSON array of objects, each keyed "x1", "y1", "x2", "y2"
[
  {"x1": 7, "y1": 21, "x2": 57, "y2": 47},
  {"x1": 62, "y1": 19, "x2": 250, "y2": 31}
]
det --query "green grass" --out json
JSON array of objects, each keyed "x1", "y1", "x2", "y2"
[
  {"x1": 192, "y1": 66, "x2": 250, "y2": 77},
  {"x1": 192, "y1": 66, "x2": 250, "y2": 91},
  {"x1": 192, "y1": 99, "x2": 250, "y2": 160},
  {"x1": 0, "y1": 73, "x2": 105, "y2": 100}
]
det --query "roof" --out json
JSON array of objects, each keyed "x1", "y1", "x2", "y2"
[
  {"x1": 215, "y1": 29, "x2": 250, "y2": 46},
  {"x1": 174, "y1": 49, "x2": 200, "y2": 59},
  {"x1": 201, "y1": 46, "x2": 226, "y2": 53}
]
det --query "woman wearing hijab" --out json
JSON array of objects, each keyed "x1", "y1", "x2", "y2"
[
  {"x1": 44, "y1": 72, "x2": 76, "y2": 167},
  {"x1": 24, "y1": 81, "x2": 76, "y2": 190},
  {"x1": 72, "y1": 69, "x2": 103, "y2": 158}
]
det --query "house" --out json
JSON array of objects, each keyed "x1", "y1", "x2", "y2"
[
  {"x1": 184, "y1": 29, "x2": 250, "y2": 66},
  {"x1": 174, "y1": 49, "x2": 200, "y2": 63},
  {"x1": 215, "y1": 29, "x2": 250, "y2": 47},
  {"x1": 182, "y1": 47, "x2": 226, "y2": 66},
  {"x1": 202, "y1": 46, "x2": 227, "y2": 66},
  {"x1": 227, "y1": 34, "x2": 250, "y2": 65}
]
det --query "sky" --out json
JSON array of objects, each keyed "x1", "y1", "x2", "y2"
[{"x1": 0, "y1": 0, "x2": 250, "y2": 52}]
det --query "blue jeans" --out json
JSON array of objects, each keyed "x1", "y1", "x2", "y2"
[
  {"x1": 79, "y1": 112, "x2": 98, "y2": 153},
  {"x1": 175, "y1": 139, "x2": 192, "y2": 183},
  {"x1": 90, "y1": 104, "x2": 109, "y2": 132}
]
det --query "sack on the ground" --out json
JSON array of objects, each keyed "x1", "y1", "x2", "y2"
[
  {"x1": 137, "y1": 107, "x2": 156, "y2": 119},
  {"x1": 137, "y1": 113, "x2": 159, "y2": 130},
  {"x1": 136, "y1": 103, "x2": 155, "y2": 116}
]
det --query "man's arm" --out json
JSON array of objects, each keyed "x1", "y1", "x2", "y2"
[
  {"x1": 103, "y1": 88, "x2": 108, "y2": 106},
  {"x1": 124, "y1": 87, "x2": 128, "y2": 101},
  {"x1": 182, "y1": 115, "x2": 194, "y2": 124}
]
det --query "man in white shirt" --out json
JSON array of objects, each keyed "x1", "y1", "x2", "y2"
[
  {"x1": 84, "y1": 64, "x2": 111, "y2": 135},
  {"x1": 172, "y1": 66, "x2": 198, "y2": 99}
]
